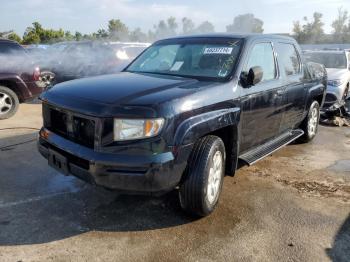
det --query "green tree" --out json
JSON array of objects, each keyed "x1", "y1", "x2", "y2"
[
  {"x1": 64, "y1": 31, "x2": 75, "y2": 41},
  {"x1": 22, "y1": 22, "x2": 41, "y2": 44},
  {"x1": 7, "y1": 32, "x2": 22, "y2": 43},
  {"x1": 293, "y1": 12, "x2": 325, "y2": 44},
  {"x1": 331, "y1": 7, "x2": 349, "y2": 43},
  {"x1": 129, "y1": 28, "x2": 147, "y2": 42},
  {"x1": 22, "y1": 22, "x2": 66, "y2": 44},
  {"x1": 182, "y1": 17, "x2": 195, "y2": 35},
  {"x1": 75, "y1": 31, "x2": 83, "y2": 41},
  {"x1": 195, "y1": 21, "x2": 215, "y2": 33},
  {"x1": 226, "y1": 13, "x2": 264, "y2": 33},
  {"x1": 108, "y1": 19, "x2": 129, "y2": 40},
  {"x1": 292, "y1": 21, "x2": 305, "y2": 43},
  {"x1": 22, "y1": 30, "x2": 40, "y2": 44},
  {"x1": 167, "y1": 17, "x2": 178, "y2": 36},
  {"x1": 153, "y1": 17, "x2": 178, "y2": 39},
  {"x1": 96, "y1": 29, "x2": 109, "y2": 39}
]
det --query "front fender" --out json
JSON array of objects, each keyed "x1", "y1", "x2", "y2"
[
  {"x1": 306, "y1": 82, "x2": 326, "y2": 109},
  {"x1": 174, "y1": 107, "x2": 240, "y2": 146}
]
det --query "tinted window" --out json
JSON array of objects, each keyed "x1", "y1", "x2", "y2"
[
  {"x1": 245, "y1": 42, "x2": 276, "y2": 81},
  {"x1": 278, "y1": 43, "x2": 301, "y2": 75}
]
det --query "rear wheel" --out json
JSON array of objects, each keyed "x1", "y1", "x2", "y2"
[
  {"x1": 0, "y1": 86, "x2": 19, "y2": 120},
  {"x1": 179, "y1": 135, "x2": 225, "y2": 217},
  {"x1": 298, "y1": 100, "x2": 320, "y2": 143}
]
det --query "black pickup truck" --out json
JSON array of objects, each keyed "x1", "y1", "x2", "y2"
[{"x1": 38, "y1": 34, "x2": 326, "y2": 216}]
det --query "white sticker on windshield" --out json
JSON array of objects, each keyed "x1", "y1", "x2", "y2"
[
  {"x1": 170, "y1": 61, "x2": 184, "y2": 71},
  {"x1": 204, "y1": 47, "x2": 233, "y2": 54}
]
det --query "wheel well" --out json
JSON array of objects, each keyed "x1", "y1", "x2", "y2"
[
  {"x1": 206, "y1": 125, "x2": 238, "y2": 177},
  {"x1": 0, "y1": 80, "x2": 22, "y2": 102},
  {"x1": 314, "y1": 93, "x2": 324, "y2": 107}
]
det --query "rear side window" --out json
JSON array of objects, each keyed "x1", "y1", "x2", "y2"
[
  {"x1": 245, "y1": 42, "x2": 276, "y2": 82},
  {"x1": 277, "y1": 43, "x2": 301, "y2": 75}
]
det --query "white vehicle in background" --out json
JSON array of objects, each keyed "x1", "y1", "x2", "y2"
[
  {"x1": 304, "y1": 50, "x2": 350, "y2": 110},
  {"x1": 108, "y1": 42, "x2": 151, "y2": 69}
]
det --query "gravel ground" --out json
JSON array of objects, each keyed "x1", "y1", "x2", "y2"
[{"x1": 0, "y1": 103, "x2": 349, "y2": 262}]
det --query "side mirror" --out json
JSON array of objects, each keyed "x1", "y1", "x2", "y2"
[{"x1": 240, "y1": 66, "x2": 263, "y2": 87}]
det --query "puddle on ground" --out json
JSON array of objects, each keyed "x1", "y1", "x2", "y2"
[{"x1": 327, "y1": 160, "x2": 350, "y2": 173}]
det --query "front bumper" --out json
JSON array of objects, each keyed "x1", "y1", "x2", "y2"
[
  {"x1": 38, "y1": 129, "x2": 191, "y2": 195},
  {"x1": 322, "y1": 84, "x2": 348, "y2": 109}
]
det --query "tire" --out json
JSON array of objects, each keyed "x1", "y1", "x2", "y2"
[
  {"x1": 298, "y1": 100, "x2": 320, "y2": 143},
  {"x1": 0, "y1": 86, "x2": 19, "y2": 120},
  {"x1": 179, "y1": 135, "x2": 226, "y2": 217}
]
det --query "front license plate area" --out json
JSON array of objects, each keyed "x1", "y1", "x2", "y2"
[{"x1": 48, "y1": 149, "x2": 69, "y2": 175}]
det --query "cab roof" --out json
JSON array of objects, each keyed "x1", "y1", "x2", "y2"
[{"x1": 159, "y1": 33, "x2": 295, "y2": 42}]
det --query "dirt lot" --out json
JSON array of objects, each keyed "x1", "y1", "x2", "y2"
[{"x1": 0, "y1": 103, "x2": 349, "y2": 262}]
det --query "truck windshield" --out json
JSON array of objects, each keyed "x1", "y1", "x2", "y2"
[
  {"x1": 304, "y1": 52, "x2": 347, "y2": 69},
  {"x1": 126, "y1": 38, "x2": 242, "y2": 80}
]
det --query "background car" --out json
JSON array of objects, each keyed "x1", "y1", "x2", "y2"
[
  {"x1": 29, "y1": 41, "x2": 150, "y2": 85},
  {"x1": 304, "y1": 49, "x2": 350, "y2": 110},
  {"x1": 0, "y1": 39, "x2": 44, "y2": 119},
  {"x1": 108, "y1": 42, "x2": 150, "y2": 64}
]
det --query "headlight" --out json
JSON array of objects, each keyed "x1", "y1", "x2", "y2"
[
  {"x1": 116, "y1": 50, "x2": 129, "y2": 60},
  {"x1": 113, "y1": 118, "x2": 164, "y2": 141},
  {"x1": 327, "y1": 79, "x2": 344, "y2": 86}
]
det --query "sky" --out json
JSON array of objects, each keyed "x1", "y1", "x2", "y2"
[{"x1": 1, "y1": 0, "x2": 350, "y2": 36}]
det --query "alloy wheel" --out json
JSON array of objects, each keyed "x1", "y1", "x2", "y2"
[
  {"x1": 308, "y1": 106, "x2": 319, "y2": 136},
  {"x1": 0, "y1": 92, "x2": 13, "y2": 116},
  {"x1": 207, "y1": 150, "x2": 223, "y2": 204}
]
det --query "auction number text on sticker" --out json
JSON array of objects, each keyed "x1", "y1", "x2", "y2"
[{"x1": 204, "y1": 47, "x2": 233, "y2": 54}]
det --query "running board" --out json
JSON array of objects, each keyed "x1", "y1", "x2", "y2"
[{"x1": 239, "y1": 129, "x2": 304, "y2": 165}]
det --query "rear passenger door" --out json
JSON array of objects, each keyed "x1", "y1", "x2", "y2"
[
  {"x1": 276, "y1": 42, "x2": 307, "y2": 131},
  {"x1": 240, "y1": 42, "x2": 284, "y2": 152}
]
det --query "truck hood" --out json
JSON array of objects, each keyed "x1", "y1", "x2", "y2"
[
  {"x1": 40, "y1": 72, "x2": 217, "y2": 117},
  {"x1": 326, "y1": 68, "x2": 349, "y2": 81}
]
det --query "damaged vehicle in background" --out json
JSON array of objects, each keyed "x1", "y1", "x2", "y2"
[
  {"x1": 38, "y1": 34, "x2": 326, "y2": 216},
  {"x1": 0, "y1": 39, "x2": 44, "y2": 119},
  {"x1": 32, "y1": 41, "x2": 149, "y2": 85},
  {"x1": 304, "y1": 50, "x2": 350, "y2": 113}
]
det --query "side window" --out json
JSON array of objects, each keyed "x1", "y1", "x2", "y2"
[
  {"x1": 245, "y1": 43, "x2": 276, "y2": 82},
  {"x1": 277, "y1": 43, "x2": 301, "y2": 76}
]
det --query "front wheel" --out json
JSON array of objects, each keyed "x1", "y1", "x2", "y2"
[
  {"x1": 179, "y1": 135, "x2": 225, "y2": 217},
  {"x1": 298, "y1": 100, "x2": 320, "y2": 143}
]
